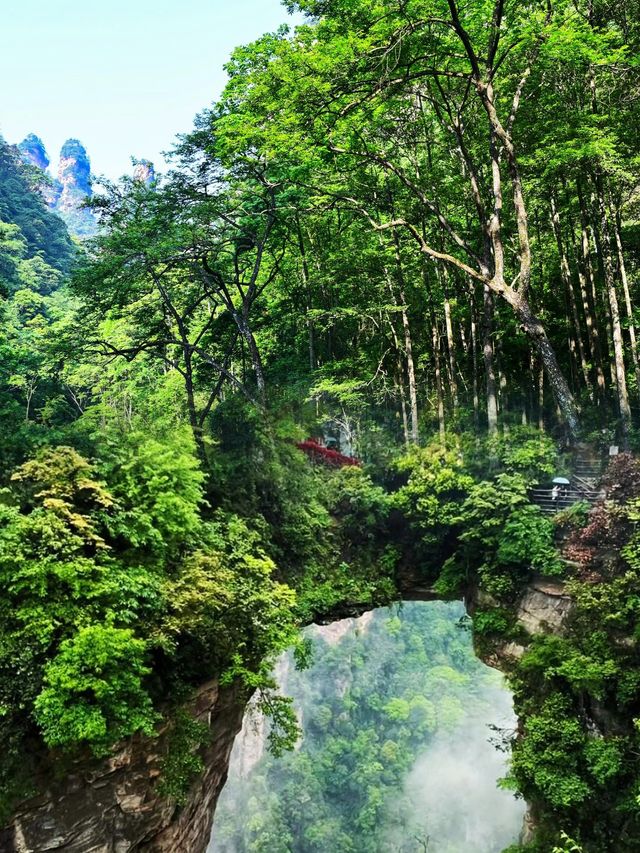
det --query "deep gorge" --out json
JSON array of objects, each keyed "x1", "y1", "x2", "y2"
[
  {"x1": 1, "y1": 559, "x2": 580, "y2": 852},
  {"x1": 209, "y1": 601, "x2": 527, "y2": 853}
]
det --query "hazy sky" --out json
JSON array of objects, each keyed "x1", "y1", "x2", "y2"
[{"x1": 0, "y1": 0, "x2": 299, "y2": 180}]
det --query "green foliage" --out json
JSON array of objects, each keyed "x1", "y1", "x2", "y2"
[
  {"x1": 208, "y1": 400, "x2": 335, "y2": 580},
  {"x1": 553, "y1": 501, "x2": 591, "y2": 533},
  {"x1": 255, "y1": 691, "x2": 301, "y2": 758},
  {"x1": 327, "y1": 466, "x2": 390, "y2": 543},
  {"x1": 583, "y1": 737, "x2": 626, "y2": 786},
  {"x1": 0, "y1": 449, "x2": 130, "y2": 738},
  {"x1": 157, "y1": 710, "x2": 209, "y2": 804},
  {"x1": 0, "y1": 138, "x2": 74, "y2": 275},
  {"x1": 396, "y1": 440, "x2": 564, "y2": 599},
  {"x1": 1, "y1": 0, "x2": 640, "y2": 847},
  {"x1": 432, "y1": 555, "x2": 468, "y2": 598},
  {"x1": 393, "y1": 440, "x2": 474, "y2": 560},
  {"x1": 164, "y1": 512, "x2": 299, "y2": 679},
  {"x1": 510, "y1": 695, "x2": 592, "y2": 809},
  {"x1": 621, "y1": 501, "x2": 640, "y2": 574},
  {"x1": 520, "y1": 636, "x2": 619, "y2": 698},
  {"x1": 484, "y1": 428, "x2": 559, "y2": 484},
  {"x1": 96, "y1": 428, "x2": 206, "y2": 557},
  {"x1": 0, "y1": 438, "x2": 314, "y2": 811},
  {"x1": 552, "y1": 833, "x2": 584, "y2": 853},
  {"x1": 34, "y1": 625, "x2": 157, "y2": 755},
  {"x1": 10, "y1": 444, "x2": 112, "y2": 513},
  {"x1": 473, "y1": 607, "x2": 513, "y2": 639},
  {"x1": 497, "y1": 506, "x2": 564, "y2": 577}
]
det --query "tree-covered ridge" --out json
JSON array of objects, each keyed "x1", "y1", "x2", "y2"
[
  {"x1": 0, "y1": 136, "x2": 79, "y2": 472},
  {"x1": 0, "y1": 137, "x2": 74, "y2": 278},
  {"x1": 212, "y1": 602, "x2": 524, "y2": 853}
]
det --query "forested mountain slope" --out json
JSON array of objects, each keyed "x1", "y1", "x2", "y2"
[{"x1": 0, "y1": 138, "x2": 74, "y2": 275}]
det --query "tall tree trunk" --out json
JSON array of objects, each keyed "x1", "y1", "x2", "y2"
[
  {"x1": 538, "y1": 359, "x2": 545, "y2": 431},
  {"x1": 611, "y1": 202, "x2": 640, "y2": 406},
  {"x1": 574, "y1": 187, "x2": 607, "y2": 403},
  {"x1": 183, "y1": 349, "x2": 207, "y2": 464},
  {"x1": 386, "y1": 237, "x2": 420, "y2": 444},
  {"x1": 469, "y1": 283, "x2": 480, "y2": 428},
  {"x1": 431, "y1": 320, "x2": 446, "y2": 441},
  {"x1": 440, "y1": 266, "x2": 459, "y2": 415},
  {"x1": 506, "y1": 291, "x2": 581, "y2": 439},
  {"x1": 483, "y1": 285, "x2": 498, "y2": 435},
  {"x1": 402, "y1": 305, "x2": 420, "y2": 444},
  {"x1": 397, "y1": 367, "x2": 410, "y2": 446},
  {"x1": 392, "y1": 232, "x2": 419, "y2": 442},
  {"x1": 387, "y1": 310, "x2": 410, "y2": 446},
  {"x1": 496, "y1": 332, "x2": 508, "y2": 418},
  {"x1": 550, "y1": 194, "x2": 590, "y2": 392},
  {"x1": 595, "y1": 181, "x2": 631, "y2": 441},
  {"x1": 238, "y1": 317, "x2": 266, "y2": 402},
  {"x1": 296, "y1": 217, "x2": 316, "y2": 371},
  {"x1": 478, "y1": 75, "x2": 579, "y2": 438},
  {"x1": 590, "y1": 203, "x2": 619, "y2": 393}
]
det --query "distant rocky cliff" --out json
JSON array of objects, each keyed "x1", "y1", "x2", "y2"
[
  {"x1": 17, "y1": 136, "x2": 157, "y2": 239},
  {"x1": 54, "y1": 139, "x2": 94, "y2": 233},
  {"x1": 18, "y1": 135, "x2": 97, "y2": 238},
  {"x1": 18, "y1": 134, "x2": 49, "y2": 171},
  {"x1": 133, "y1": 160, "x2": 156, "y2": 187}
]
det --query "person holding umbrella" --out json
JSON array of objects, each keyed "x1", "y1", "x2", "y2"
[{"x1": 552, "y1": 476, "x2": 571, "y2": 508}]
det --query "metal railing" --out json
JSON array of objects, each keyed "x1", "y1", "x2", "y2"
[{"x1": 530, "y1": 488, "x2": 602, "y2": 514}]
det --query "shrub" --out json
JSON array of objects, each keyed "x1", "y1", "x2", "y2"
[
  {"x1": 34, "y1": 625, "x2": 157, "y2": 755},
  {"x1": 511, "y1": 695, "x2": 591, "y2": 809},
  {"x1": 97, "y1": 428, "x2": 206, "y2": 557},
  {"x1": 497, "y1": 506, "x2": 564, "y2": 577},
  {"x1": 600, "y1": 453, "x2": 640, "y2": 503},
  {"x1": 328, "y1": 466, "x2": 390, "y2": 544},
  {"x1": 484, "y1": 426, "x2": 558, "y2": 483}
]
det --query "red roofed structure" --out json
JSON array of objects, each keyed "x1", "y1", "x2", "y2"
[{"x1": 296, "y1": 438, "x2": 361, "y2": 468}]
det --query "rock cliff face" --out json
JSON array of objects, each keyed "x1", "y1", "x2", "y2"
[
  {"x1": 0, "y1": 683, "x2": 247, "y2": 853},
  {"x1": 18, "y1": 134, "x2": 49, "y2": 171},
  {"x1": 133, "y1": 160, "x2": 156, "y2": 187},
  {"x1": 53, "y1": 139, "x2": 93, "y2": 231},
  {"x1": 17, "y1": 136, "x2": 97, "y2": 237},
  {"x1": 51, "y1": 139, "x2": 96, "y2": 238}
]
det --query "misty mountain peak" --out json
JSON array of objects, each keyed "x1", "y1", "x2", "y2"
[
  {"x1": 58, "y1": 138, "x2": 92, "y2": 197},
  {"x1": 18, "y1": 134, "x2": 50, "y2": 170}
]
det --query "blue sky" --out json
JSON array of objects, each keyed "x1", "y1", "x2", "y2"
[{"x1": 0, "y1": 0, "x2": 299, "y2": 180}]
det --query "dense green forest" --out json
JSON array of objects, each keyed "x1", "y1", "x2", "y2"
[
  {"x1": 1, "y1": 1, "x2": 640, "y2": 851},
  {"x1": 212, "y1": 602, "x2": 524, "y2": 853}
]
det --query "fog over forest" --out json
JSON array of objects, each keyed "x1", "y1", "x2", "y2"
[
  {"x1": 393, "y1": 694, "x2": 525, "y2": 851},
  {"x1": 210, "y1": 602, "x2": 525, "y2": 853}
]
